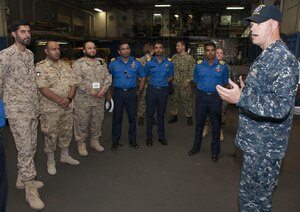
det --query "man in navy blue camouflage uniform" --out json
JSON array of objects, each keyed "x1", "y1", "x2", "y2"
[
  {"x1": 109, "y1": 41, "x2": 145, "y2": 150},
  {"x1": 144, "y1": 41, "x2": 174, "y2": 146},
  {"x1": 217, "y1": 5, "x2": 299, "y2": 211},
  {"x1": 188, "y1": 41, "x2": 228, "y2": 162}
]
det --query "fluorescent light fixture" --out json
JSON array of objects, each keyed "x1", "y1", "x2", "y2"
[
  {"x1": 226, "y1": 6, "x2": 244, "y2": 10},
  {"x1": 155, "y1": 4, "x2": 171, "y2": 7},
  {"x1": 37, "y1": 41, "x2": 68, "y2": 46},
  {"x1": 94, "y1": 8, "x2": 103, "y2": 12},
  {"x1": 153, "y1": 14, "x2": 162, "y2": 16},
  {"x1": 174, "y1": 14, "x2": 179, "y2": 18}
]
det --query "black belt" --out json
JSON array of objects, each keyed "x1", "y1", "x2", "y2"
[
  {"x1": 197, "y1": 89, "x2": 217, "y2": 95},
  {"x1": 114, "y1": 87, "x2": 136, "y2": 91},
  {"x1": 149, "y1": 85, "x2": 168, "y2": 90}
]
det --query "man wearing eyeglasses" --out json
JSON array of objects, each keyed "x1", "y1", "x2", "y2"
[{"x1": 108, "y1": 41, "x2": 145, "y2": 150}]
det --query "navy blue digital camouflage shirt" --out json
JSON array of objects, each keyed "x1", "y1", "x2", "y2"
[{"x1": 236, "y1": 40, "x2": 299, "y2": 159}]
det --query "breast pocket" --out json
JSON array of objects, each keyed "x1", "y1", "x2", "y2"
[
  {"x1": 213, "y1": 70, "x2": 223, "y2": 80},
  {"x1": 46, "y1": 75, "x2": 59, "y2": 88}
]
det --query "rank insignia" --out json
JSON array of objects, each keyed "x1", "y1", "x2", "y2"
[
  {"x1": 219, "y1": 60, "x2": 225, "y2": 65},
  {"x1": 197, "y1": 60, "x2": 203, "y2": 64}
]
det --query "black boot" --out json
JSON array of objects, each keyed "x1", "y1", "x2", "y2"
[
  {"x1": 187, "y1": 117, "x2": 193, "y2": 126},
  {"x1": 138, "y1": 117, "x2": 144, "y2": 126},
  {"x1": 168, "y1": 115, "x2": 178, "y2": 124},
  {"x1": 153, "y1": 117, "x2": 157, "y2": 125}
]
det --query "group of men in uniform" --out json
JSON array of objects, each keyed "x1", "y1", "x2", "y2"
[
  {"x1": 0, "y1": 20, "x2": 112, "y2": 210},
  {"x1": 1, "y1": 4, "x2": 297, "y2": 211},
  {"x1": 0, "y1": 20, "x2": 230, "y2": 211}
]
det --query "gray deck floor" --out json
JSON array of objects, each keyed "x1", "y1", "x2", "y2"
[{"x1": 3, "y1": 105, "x2": 300, "y2": 212}]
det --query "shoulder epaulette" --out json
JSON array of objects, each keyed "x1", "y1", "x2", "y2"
[
  {"x1": 6, "y1": 47, "x2": 16, "y2": 56},
  {"x1": 219, "y1": 60, "x2": 226, "y2": 65},
  {"x1": 197, "y1": 60, "x2": 203, "y2": 64},
  {"x1": 167, "y1": 58, "x2": 172, "y2": 61},
  {"x1": 75, "y1": 57, "x2": 84, "y2": 63},
  {"x1": 135, "y1": 57, "x2": 141, "y2": 62},
  {"x1": 36, "y1": 60, "x2": 46, "y2": 66},
  {"x1": 110, "y1": 58, "x2": 116, "y2": 62}
]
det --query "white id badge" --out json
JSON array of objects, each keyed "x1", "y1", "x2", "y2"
[{"x1": 92, "y1": 82, "x2": 100, "y2": 89}]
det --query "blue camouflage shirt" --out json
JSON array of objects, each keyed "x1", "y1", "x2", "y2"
[
  {"x1": 109, "y1": 56, "x2": 145, "y2": 89},
  {"x1": 144, "y1": 57, "x2": 174, "y2": 87},
  {"x1": 194, "y1": 58, "x2": 229, "y2": 92},
  {"x1": 236, "y1": 40, "x2": 299, "y2": 159}
]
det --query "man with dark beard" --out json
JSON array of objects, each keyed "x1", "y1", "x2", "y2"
[
  {"x1": 73, "y1": 41, "x2": 112, "y2": 156},
  {"x1": 0, "y1": 20, "x2": 44, "y2": 210}
]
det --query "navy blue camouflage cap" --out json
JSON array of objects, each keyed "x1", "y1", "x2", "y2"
[{"x1": 245, "y1": 4, "x2": 282, "y2": 23}]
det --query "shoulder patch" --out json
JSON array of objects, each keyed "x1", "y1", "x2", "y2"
[
  {"x1": 167, "y1": 58, "x2": 172, "y2": 61},
  {"x1": 197, "y1": 60, "x2": 203, "y2": 64},
  {"x1": 97, "y1": 58, "x2": 105, "y2": 65},
  {"x1": 77, "y1": 57, "x2": 85, "y2": 62},
  {"x1": 219, "y1": 60, "x2": 226, "y2": 65},
  {"x1": 110, "y1": 58, "x2": 116, "y2": 62}
]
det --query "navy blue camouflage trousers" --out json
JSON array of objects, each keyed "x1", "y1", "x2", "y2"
[{"x1": 239, "y1": 153, "x2": 281, "y2": 212}]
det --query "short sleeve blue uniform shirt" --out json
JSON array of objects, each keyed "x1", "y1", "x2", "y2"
[
  {"x1": 194, "y1": 58, "x2": 228, "y2": 93},
  {"x1": 109, "y1": 56, "x2": 145, "y2": 89},
  {"x1": 144, "y1": 57, "x2": 174, "y2": 87}
]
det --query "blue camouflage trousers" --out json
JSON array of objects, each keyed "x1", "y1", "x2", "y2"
[{"x1": 239, "y1": 153, "x2": 282, "y2": 212}]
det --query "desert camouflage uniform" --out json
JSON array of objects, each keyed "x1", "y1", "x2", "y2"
[
  {"x1": 236, "y1": 40, "x2": 299, "y2": 211},
  {"x1": 0, "y1": 44, "x2": 39, "y2": 182},
  {"x1": 73, "y1": 57, "x2": 112, "y2": 144},
  {"x1": 36, "y1": 58, "x2": 75, "y2": 153},
  {"x1": 169, "y1": 53, "x2": 195, "y2": 117},
  {"x1": 137, "y1": 55, "x2": 151, "y2": 118}
]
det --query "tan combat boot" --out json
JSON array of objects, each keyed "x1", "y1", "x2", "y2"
[
  {"x1": 91, "y1": 140, "x2": 104, "y2": 152},
  {"x1": 202, "y1": 124, "x2": 208, "y2": 138},
  {"x1": 25, "y1": 182, "x2": 45, "y2": 210},
  {"x1": 60, "y1": 148, "x2": 80, "y2": 165},
  {"x1": 78, "y1": 142, "x2": 88, "y2": 156},
  {"x1": 220, "y1": 129, "x2": 224, "y2": 141},
  {"x1": 47, "y1": 152, "x2": 56, "y2": 176},
  {"x1": 16, "y1": 172, "x2": 44, "y2": 190}
]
